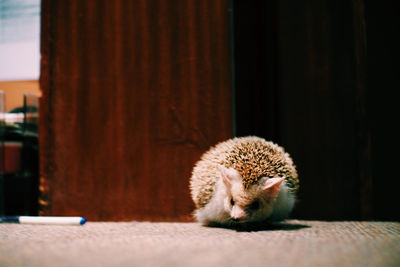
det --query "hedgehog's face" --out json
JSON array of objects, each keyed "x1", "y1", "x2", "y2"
[{"x1": 218, "y1": 165, "x2": 285, "y2": 223}]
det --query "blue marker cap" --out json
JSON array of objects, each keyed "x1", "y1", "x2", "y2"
[{"x1": 0, "y1": 216, "x2": 19, "y2": 223}]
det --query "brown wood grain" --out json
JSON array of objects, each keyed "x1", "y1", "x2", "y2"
[{"x1": 39, "y1": 0, "x2": 232, "y2": 221}]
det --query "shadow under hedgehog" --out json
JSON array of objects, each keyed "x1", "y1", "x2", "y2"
[{"x1": 190, "y1": 136, "x2": 299, "y2": 227}]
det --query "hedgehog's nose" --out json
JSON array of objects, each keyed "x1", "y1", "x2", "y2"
[{"x1": 231, "y1": 206, "x2": 246, "y2": 221}]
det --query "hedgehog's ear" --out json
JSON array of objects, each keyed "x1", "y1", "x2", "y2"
[
  {"x1": 262, "y1": 177, "x2": 285, "y2": 197},
  {"x1": 218, "y1": 165, "x2": 239, "y2": 187}
]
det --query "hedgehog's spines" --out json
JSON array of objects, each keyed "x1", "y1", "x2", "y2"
[{"x1": 219, "y1": 137, "x2": 298, "y2": 189}]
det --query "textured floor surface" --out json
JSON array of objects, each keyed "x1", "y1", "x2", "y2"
[{"x1": 1, "y1": 220, "x2": 399, "y2": 267}]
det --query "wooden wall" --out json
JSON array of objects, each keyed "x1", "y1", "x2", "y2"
[
  {"x1": 276, "y1": 0, "x2": 370, "y2": 220},
  {"x1": 40, "y1": 0, "x2": 398, "y2": 221},
  {"x1": 233, "y1": 0, "x2": 398, "y2": 221},
  {"x1": 364, "y1": 0, "x2": 399, "y2": 221},
  {"x1": 39, "y1": 0, "x2": 232, "y2": 221}
]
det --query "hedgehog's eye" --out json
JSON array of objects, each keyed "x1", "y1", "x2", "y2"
[
  {"x1": 230, "y1": 198, "x2": 235, "y2": 206},
  {"x1": 248, "y1": 200, "x2": 260, "y2": 210}
]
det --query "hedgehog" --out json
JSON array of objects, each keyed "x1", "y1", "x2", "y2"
[{"x1": 189, "y1": 136, "x2": 299, "y2": 226}]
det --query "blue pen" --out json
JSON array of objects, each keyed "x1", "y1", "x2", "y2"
[{"x1": 0, "y1": 216, "x2": 87, "y2": 225}]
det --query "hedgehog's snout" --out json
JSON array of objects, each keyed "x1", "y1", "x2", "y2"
[{"x1": 230, "y1": 205, "x2": 247, "y2": 221}]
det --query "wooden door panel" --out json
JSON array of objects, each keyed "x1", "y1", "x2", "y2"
[{"x1": 39, "y1": 0, "x2": 232, "y2": 221}]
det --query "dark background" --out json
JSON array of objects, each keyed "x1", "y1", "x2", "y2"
[{"x1": 233, "y1": 0, "x2": 399, "y2": 220}]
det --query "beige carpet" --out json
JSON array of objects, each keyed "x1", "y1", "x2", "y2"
[{"x1": 1, "y1": 220, "x2": 399, "y2": 267}]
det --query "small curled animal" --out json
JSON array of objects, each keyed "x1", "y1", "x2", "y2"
[{"x1": 190, "y1": 136, "x2": 299, "y2": 226}]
